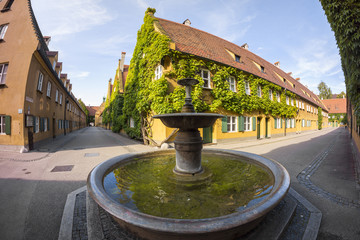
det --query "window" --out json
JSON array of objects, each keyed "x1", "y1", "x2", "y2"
[
  {"x1": 276, "y1": 92, "x2": 280, "y2": 102},
  {"x1": 59, "y1": 93, "x2": 63, "y2": 105},
  {"x1": 46, "y1": 81, "x2": 51, "y2": 97},
  {"x1": 0, "y1": 63, "x2": 8, "y2": 84},
  {"x1": 260, "y1": 66, "x2": 265, "y2": 73},
  {"x1": 296, "y1": 100, "x2": 298, "y2": 108},
  {"x1": 0, "y1": 115, "x2": 10, "y2": 135},
  {"x1": 0, "y1": 24, "x2": 8, "y2": 40},
  {"x1": 244, "y1": 116, "x2": 252, "y2": 131},
  {"x1": 228, "y1": 76, "x2": 236, "y2": 92},
  {"x1": 52, "y1": 61, "x2": 56, "y2": 70},
  {"x1": 286, "y1": 118, "x2": 290, "y2": 128},
  {"x1": 235, "y1": 55, "x2": 240, "y2": 63},
  {"x1": 154, "y1": 65, "x2": 163, "y2": 80},
  {"x1": 302, "y1": 102, "x2": 304, "y2": 109},
  {"x1": 291, "y1": 118, "x2": 295, "y2": 128},
  {"x1": 35, "y1": 117, "x2": 39, "y2": 133},
  {"x1": 130, "y1": 117, "x2": 135, "y2": 128},
  {"x1": 37, "y1": 72, "x2": 44, "y2": 92},
  {"x1": 201, "y1": 69, "x2": 211, "y2": 88},
  {"x1": 286, "y1": 96, "x2": 289, "y2": 105},
  {"x1": 302, "y1": 119, "x2": 305, "y2": 127},
  {"x1": 244, "y1": 81, "x2": 250, "y2": 95},
  {"x1": 269, "y1": 89, "x2": 273, "y2": 100},
  {"x1": 227, "y1": 116, "x2": 237, "y2": 132},
  {"x1": 257, "y1": 85, "x2": 262, "y2": 97},
  {"x1": 2, "y1": 0, "x2": 14, "y2": 12},
  {"x1": 55, "y1": 89, "x2": 59, "y2": 102},
  {"x1": 275, "y1": 118, "x2": 282, "y2": 129}
]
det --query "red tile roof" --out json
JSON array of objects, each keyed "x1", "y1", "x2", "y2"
[
  {"x1": 321, "y1": 98, "x2": 346, "y2": 114},
  {"x1": 155, "y1": 17, "x2": 327, "y2": 111},
  {"x1": 86, "y1": 106, "x2": 99, "y2": 116},
  {"x1": 46, "y1": 51, "x2": 58, "y2": 57}
]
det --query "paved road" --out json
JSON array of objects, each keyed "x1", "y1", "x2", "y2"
[{"x1": 0, "y1": 127, "x2": 359, "y2": 240}]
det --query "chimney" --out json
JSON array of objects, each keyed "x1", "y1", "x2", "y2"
[
  {"x1": 274, "y1": 61, "x2": 280, "y2": 68},
  {"x1": 241, "y1": 43, "x2": 249, "y2": 50},
  {"x1": 295, "y1": 77, "x2": 300, "y2": 81},
  {"x1": 120, "y1": 52, "x2": 126, "y2": 72},
  {"x1": 183, "y1": 19, "x2": 191, "y2": 26}
]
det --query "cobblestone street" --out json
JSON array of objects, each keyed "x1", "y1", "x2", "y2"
[{"x1": 0, "y1": 127, "x2": 359, "y2": 240}]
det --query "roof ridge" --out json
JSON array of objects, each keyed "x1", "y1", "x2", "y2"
[{"x1": 27, "y1": 0, "x2": 48, "y2": 52}]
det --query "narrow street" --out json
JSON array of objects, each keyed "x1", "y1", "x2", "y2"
[{"x1": 0, "y1": 127, "x2": 359, "y2": 240}]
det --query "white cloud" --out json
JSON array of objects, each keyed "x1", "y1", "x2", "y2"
[
  {"x1": 70, "y1": 71, "x2": 90, "y2": 78},
  {"x1": 32, "y1": 0, "x2": 114, "y2": 38},
  {"x1": 86, "y1": 34, "x2": 134, "y2": 56}
]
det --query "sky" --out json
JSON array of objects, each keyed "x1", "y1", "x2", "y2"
[{"x1": 31, "y1": 0, "x2": 345, "y2": 106}]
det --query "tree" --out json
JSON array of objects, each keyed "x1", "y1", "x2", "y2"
[
  {"x1": 317, "y1": 81, "x2": 332, "y2": 99},
  {"x1": 78, "y1": 99, "x2": 89, "y2": 125},
  {"x1": 337, "y1": 91, "x2": 346, "y2": 99}
]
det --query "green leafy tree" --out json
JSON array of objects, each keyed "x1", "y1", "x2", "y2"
[
  {"x1": 337, "y1": 91, "x2": 346, "y2": 99},
  {"x1": 317, "y1": 81, "x2": 332, "y2": 99},
  {"x1": 319, "y1": 0, "x2": 360, "y2": 118},
  {"x1": 78, "y1": 99, "x2": 89, "y2": 125}
]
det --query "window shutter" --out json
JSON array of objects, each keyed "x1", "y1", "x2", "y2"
[
  {"x1": 294, "y1": 120, "x2": 296, "y2": 128},
  {"x1": 280, "y1": 118, "x2": 283, "y2": 128},
  {"x1": 5, "y1": 115, "x2": 11, "y2": 135},
  {"x1": 40, "y1": 118, "x2": 44, "y2": 132},
  {"x1": 274, "y1": 118, "x2": 277, "y2": 129},
  {"x1": 221, "y1": 117, "x2": 227, "y2": 133},
  {"x1": 47, "y1": 118, "x2": 50, "y2": 131},
  {"x1": 238, "y1": 116, "x2": 244, "y2": 132},
  {"x1": 285, "y1": 118, "x2": 287, "y2": 128},
  {"x1": 252, "y1": 117, "x2": 256, "y2": 131},
  {"x1": 33, "y1": 116, "x2": 36, "y2": 127}
]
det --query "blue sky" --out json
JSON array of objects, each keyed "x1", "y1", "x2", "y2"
[{"x1": 31, "y1": 0, "x2": 345, "y2": 106}]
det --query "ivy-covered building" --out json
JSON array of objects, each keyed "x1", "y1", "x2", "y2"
[
  {"x1": 122, "y1": 9, "x2": 329, "y2": 144},
  {"x1": 322, "y1": 98, "x2": 346, "y2": 127}
]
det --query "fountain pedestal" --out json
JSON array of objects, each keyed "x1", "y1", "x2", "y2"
[{"x1": 174, "y1": 129, "x2": 203, "y2": 174}]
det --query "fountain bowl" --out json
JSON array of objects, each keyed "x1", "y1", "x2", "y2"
[
  {"x1": 87, "y1": 149, "x2": 290, "y2": 240},
  {"x1": 152, "y1": 113, "x2": 224, "y2": 129}
]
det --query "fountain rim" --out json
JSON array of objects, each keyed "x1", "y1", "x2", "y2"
[
  {"x1": 152, "y1": 112, "x2": 225, "y2": 118},
  {"x1": 87, "y1": 149, "x2": 290, "y2": 234}
]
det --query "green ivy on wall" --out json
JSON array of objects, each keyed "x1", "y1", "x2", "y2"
[{"x1": 122, "y1": 8, "x2": 298, "y2": 141}]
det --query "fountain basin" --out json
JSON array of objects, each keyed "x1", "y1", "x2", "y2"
[{"x1": 87, "y1": 149, "x2": 290, "y2": 240}]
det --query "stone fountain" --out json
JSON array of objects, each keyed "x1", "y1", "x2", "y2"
[{"x1": 87, "y1": 78, "x2": 290, "y2": 240}]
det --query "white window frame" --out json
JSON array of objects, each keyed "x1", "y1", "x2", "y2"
[
  {"x1": 130, "y1": 117, "x2": 135, "y2": 128},
  {"x1": 286, "y1": 118, "x2": 290, "y2": 128},
  {"x1": 35, "y1": 117, "x2": 39, "y2": 133},
  {"x1": 257, "y1": 85, "x2": 262, "y2": 97},
  {"x1": 227, "y1": 116, "x2": 237, "y2": 132},
  {"x1": 286, "y1": 96, "x2": 289, "y2": 105},
  {"x1": 275, "y1": 118, "x2": 281, "y2": 129},
  {"x1": 228, "y1": 76, "x2": 236, "y2": 92},
  {"x1": 46, "y1": 81, "x2": 52, "y2": 97},
  {"x1": 55, "y1": 89, "x2": 59, "y2": 102},
  {"x1": 154, "y1": 65, "x2": 163, "y2": 80},
  {"x1": 59, "y1": 93, "x2": 63, "y2": 105},
  {"x1": 302, "y1": 102, "x2": 304, "y2": 109},
  {"x1": 269, "y1": 89, "x2": 273, "y2": 100},
  {"x1": 0, "y1": 63, "x2": 8, "y2": 85},
  {"x1": 276, "y1": 92, "x2": 280, "y2": 102},
  {"x1": 244, "y1": 116, "x2": 252, "y2": 131},
  {"x1": 37, "y1": 72, "x2": 44, "y2": 92},
  {"x1": 244, "y1": 81, "x2": 250, "y2": 95},
  {"x1": 201, "y1": 69, "x2": 211, "y2": 88},
  {"x1": 0, "y1": 24, "x2": 8, "y2": 40},
  {"x1": 0, "y1": 115, "x2": 5, "y2": 134}
]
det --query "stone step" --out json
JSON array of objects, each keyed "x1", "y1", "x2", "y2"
[{"x1": 240, "y1": 194, "x2": 297, "y2": 240}]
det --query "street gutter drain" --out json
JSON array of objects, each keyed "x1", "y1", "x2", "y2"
[
  {"x1": 51, "y1": 165, "x2": 74, "y2": 172},
  {"x1": 84, "y1": 153, "x2": 100, "y2": 157}
]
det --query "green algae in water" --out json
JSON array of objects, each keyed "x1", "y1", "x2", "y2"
[{"x1": 103, "y1": 153, "x2": 274, "y2": 219}]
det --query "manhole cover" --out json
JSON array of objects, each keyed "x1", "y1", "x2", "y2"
[
  {"x1": 51, "y1": 165, "x2": 74, "y2": 172},
  {"x1": 84, "y1": 153, "x2": 100, "y2": 157}
]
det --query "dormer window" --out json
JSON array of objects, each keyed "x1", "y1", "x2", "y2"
[
  {"x1": 201, "y1": 69, "x2": 211, "y2": 88},
  {"x1": 154, "y1": 65, "x2": 163, "y2": 80},
  {"x1": 227, "y1": 76, "x2": 236, "y2": 92},
  {"x1": 261, "y1": 66, "x2": 265, "y2": 73},
  {"x1": 235, "y1": 55, "x2": 240, "y2": 63},
  {"x1": 2, "y1": 0, "x2": 14, "y2": 12}
]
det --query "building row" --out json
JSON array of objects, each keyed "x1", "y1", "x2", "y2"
[
  {"x1": 0, "y1": 0, "x2": 86, "y2": 152},
  {"x1": 120, "y1": 10, "x2": 330, "y2": 145}
]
